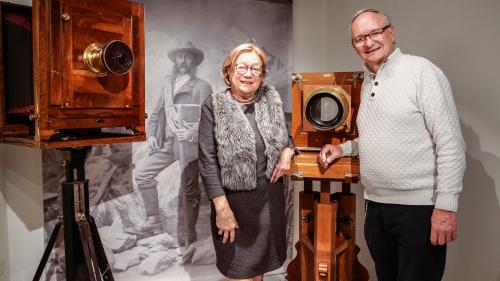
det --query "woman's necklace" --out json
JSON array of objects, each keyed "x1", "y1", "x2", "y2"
[{"x1": 229, "y1": 90, "x2": 256, "y2": 104}]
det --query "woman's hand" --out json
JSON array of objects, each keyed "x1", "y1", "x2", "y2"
[
  {"x1": 270, "y1": 147, "x2": 294, "y2": 183},
  {"x1": 212, "y1": 195, "x2": 238, "y2": 243}
]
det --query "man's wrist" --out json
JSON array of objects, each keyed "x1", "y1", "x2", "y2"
[
  {"x1": 338, "y1": 142, "x2": 350, "y2": 157},
  {"x1": 435, "y1": 193, "x2": 459, "y2": 212}
]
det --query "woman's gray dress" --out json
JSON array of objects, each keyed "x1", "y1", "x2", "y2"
[{"x1": 198, "y1": 98, "x2": 287, "y2": 279}]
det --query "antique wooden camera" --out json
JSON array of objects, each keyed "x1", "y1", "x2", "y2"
[
  {"x1": 290, "y1": 72, "x2": 363, "y2": 180},
  {"x1": 287, "y1": 72, "x2": 369, "y2": 281},
  {"x1": 0, "y1": 0, "x2": 145, "y2": 149}
]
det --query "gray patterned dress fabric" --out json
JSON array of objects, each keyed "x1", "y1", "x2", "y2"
[{"x1": 199, "y1": 99, "x2": 286, "y2": 278}]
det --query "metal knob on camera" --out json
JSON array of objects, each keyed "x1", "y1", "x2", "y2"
[{"x1": 83, "y1": 40, "x2": 134, "y2": 77}]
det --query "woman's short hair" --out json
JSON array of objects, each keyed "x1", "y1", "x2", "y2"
[{"x1": 221, "y1": 43, "x2": 267, "y2": 86}]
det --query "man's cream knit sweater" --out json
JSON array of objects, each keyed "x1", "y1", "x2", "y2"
[{"x1": 341, "y1": 48, "x2": 466, "y2": 212}]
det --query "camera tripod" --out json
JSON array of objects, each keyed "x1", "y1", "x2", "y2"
[
  {"x1": 33, "y1": 147, "x2": 115, "y2": 281},
  {"x1": 286, "y1": 178, "x2": 369, "y2": 281},
  {"x1": 285, "y1": 152, "x2": 369, "y2": 281}
]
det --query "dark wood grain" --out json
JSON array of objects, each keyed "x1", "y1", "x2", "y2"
[{"x1": 1, "y1": 0, "x2": 145, "y2": 148}]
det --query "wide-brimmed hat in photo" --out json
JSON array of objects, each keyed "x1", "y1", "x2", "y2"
[{"x1": 167, "y1": 41, "x2": 204, "y2": 66}]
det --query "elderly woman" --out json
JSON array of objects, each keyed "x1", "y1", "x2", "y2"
[{"x1": 198, "y1": 43, "x2": 296, "y2": 280}]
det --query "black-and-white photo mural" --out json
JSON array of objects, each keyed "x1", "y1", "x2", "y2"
[{"x1": 42, "y1": 0, "x2": 292, "y2": 280}]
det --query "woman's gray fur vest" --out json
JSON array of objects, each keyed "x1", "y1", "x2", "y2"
[{"x1": 212, "y1": 85, "x2": 289, "y2": 191}]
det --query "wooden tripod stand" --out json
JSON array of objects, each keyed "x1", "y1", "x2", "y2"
[{"x1": 286, "y1": 155, "x2": 369, "y2": 281}]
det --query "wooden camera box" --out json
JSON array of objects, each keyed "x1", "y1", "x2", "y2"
[
  {"x1": 290, "y1": 72, "x2": 363, "y2": 180},
  {"x1": 0, "y1": 0, "x2": 145, "y2": 149}
]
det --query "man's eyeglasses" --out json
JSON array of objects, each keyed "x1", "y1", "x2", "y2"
[
  {"x1": 234, "y1": 63, "x2": 263, "y2": 77},
  {"x1": 351, "y1": 25, "x2": 391, "y2": 46}
]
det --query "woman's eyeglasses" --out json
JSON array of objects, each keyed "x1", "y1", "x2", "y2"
[{"x1": 234, "y1": 63, "x2": 263, "y2": 77}]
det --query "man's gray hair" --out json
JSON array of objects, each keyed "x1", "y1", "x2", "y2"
[{"x1": 349, "y1": 8, "x2": 392, "y2": 36}]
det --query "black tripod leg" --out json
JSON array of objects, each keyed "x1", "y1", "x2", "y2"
[
  {"x1": 88, "y1": 216, "x2": 115, "y2": 281},
  {"x1": 77, "y1": 218, "x2": 102, "y2": 281},
  {"x1": 33, "y1": 221, "x2": 63, "y2": 281},
  {"x1": 33, "y1": 220, "x2": 63, "y2": 281}
]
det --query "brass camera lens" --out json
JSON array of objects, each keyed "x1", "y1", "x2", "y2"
[
  {"x1": 102, "y1": 40, "x2": 134, "y2": 75},
  {"x1": 305, "y1": 87, "x2": 349, "y2": 131},
  {"x1": 83, "y1": 40, "x2": 134, "y2": 76}
]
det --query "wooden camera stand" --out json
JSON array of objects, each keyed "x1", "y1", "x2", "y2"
[{"x1": 286, "y1": 156, "x2": 368, "y2": 281}]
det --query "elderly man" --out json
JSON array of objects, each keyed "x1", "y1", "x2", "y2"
[
  {"x1": 318, "y1": 9, "x2": 466, "y2": 281},
  {"x1": 131, "y1": 41, "x2": 212, "y2": 248}
]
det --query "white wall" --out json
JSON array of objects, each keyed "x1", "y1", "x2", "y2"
[
  {"x1": 1, "y1": 145, "x2": 44, "y2": 281},
  {"x1": 293, "y1": 0, "x2": 329, "y2": 72},
  {"x1": 0, "y1": 146, "x2": 8, "y2": 281},
  {"x1": 294, "y1": 0, "x2": 500, "y2": 280}
]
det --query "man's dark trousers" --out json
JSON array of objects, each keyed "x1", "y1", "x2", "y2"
[{"x1": 364, "y1": 200, "x2": 447, "y2": 281}]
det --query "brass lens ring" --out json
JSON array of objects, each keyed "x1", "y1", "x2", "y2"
[
  {"x1": 83, "y1": 43, "x2": 107, "y2": 77},
  {"x1": 304, "y1": 86, "x2": 350, "y2": 131}
]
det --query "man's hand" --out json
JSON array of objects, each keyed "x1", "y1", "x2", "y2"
[
  {"x1": 270, "y1": 147, "x2": 294, "y2": 183},
  {"x1": 147, "y1": 136, "x2": 160, "y2": 150},
  {"x1": 175, "y1": 128, "x2": 192, "y2": 142},
  {"x1": 317, "y1": 144, "x2": 343, "y2": 169},
  {"x1": 212, "y1": 195, "x2": 239, "y2": 244},
  {"x1": 430, "y1": 208, "x2": 457, "y2": 245}
]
